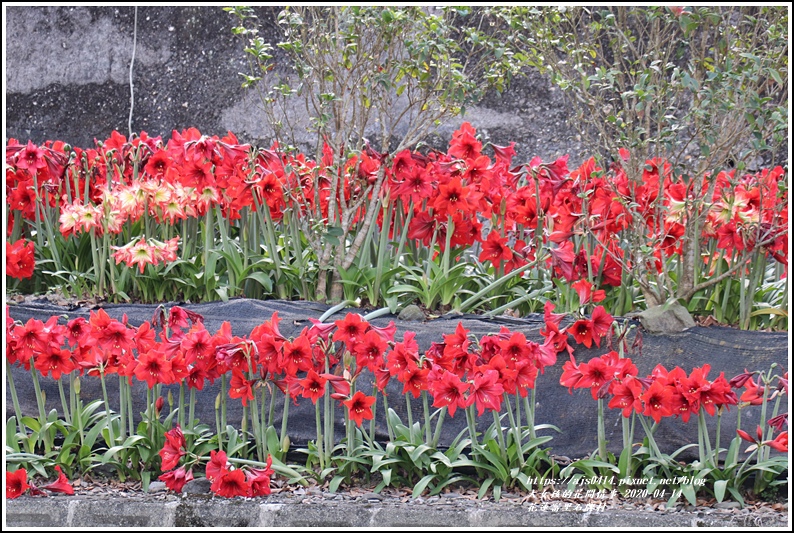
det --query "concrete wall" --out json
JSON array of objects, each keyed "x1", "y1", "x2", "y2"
[{"x1": 6, "y1": 6, "x2": 586, "y2": 164}]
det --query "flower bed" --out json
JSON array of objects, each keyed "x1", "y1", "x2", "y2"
[
  {"x1": 6, "y1": 301, "x2": 787, "y2": 507},
  {"x1": 5, "y1": 124, "x2": 788, "y2": 328}
]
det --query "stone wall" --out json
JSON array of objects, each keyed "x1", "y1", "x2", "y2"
[{"x1": 6, "y1": 6, "x2": 586, "y2": 164}]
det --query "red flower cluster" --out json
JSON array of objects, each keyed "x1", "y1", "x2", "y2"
[
  {"x1": 561, "y1": 355, "x2": 742, "y2": 424},
  {"x1": 5, "y1": 124, "x2": 787, "y2": 289},
  {"x1": 6, "y1": 238, "x2": 35, "y2": 279},
  {"x1": 204, "y1": 449, "x2": 274, "y2": 498}
]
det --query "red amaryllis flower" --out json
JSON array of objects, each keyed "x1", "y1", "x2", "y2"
[
  {"x1": 498, "y1": 331, "x2": 532, "y2": 367},
  {"x1": 560, "y1": 355, "x2": 584, "y2": 393},
  {"x1": 478, "y1": 231, "x2": 512, "y2": 265},
  {"x1": 429, "y1": 370, "x2": 470, "y2": 417},
  {"x1": 159, "y1": 425, "x2": 186, "y2": 471},
  {"x1": 297, "y1": 370, "x2": 327, "y2": 404},
  {"x1": 168, "y1": 306, "x2": 190, "y2": 330},
  {"x1": 65, "y1": 317, "x2": 91, "y2": 347},
  {"x1": 96, "y1": 319, "x2": 135, "y2": 356},
  {"x1": 245, "y1": 455, "x2": 274, "y2": 497},
  {"x1": 764, "y1": 431, "x2": 788, "y2": 453},
  {"x1": 568, "y1": 319, "x2": 594, "y2": 349},
  {"x1": 353, "y1": 330, "x2": 388, "y2": 372},
  {"x1": 401, "y1": 365, "x2": 430, "y2": 399},
  {"x1": 180, "y1": 325, "x2": 214, "y2": 364},
  {"x1": 700, "y1": 373, "x2": 735, "y2": 415},
  {"x1": 641, "y1": 380, "x2": 675, "y2": 423},
  {"x1": 679, "y1": 365, "x2": 710, "y2": 409},
  {"x1": 13, "y1": 317, "x2": 48, "y2": 361},
  {"x1": 206, "y1": 450, "x2": 229, "y2": 482},
  {"x1": 407, "y1": 211, "x2": 438, "y2": 246},
  {"x1": 34, "y1": 346, "x2": 76, "y2": 380},
  {"x1": 323, "y1": 373, "x2": 352, "y2": 399},
  {"x1": 134, "y1": 348, "x2": 175, "y2": 388},
  {"x1": 589, "y1": 306, "x2": 613, "y2": 348},
  {"x1": 442, "y1": 321, "x2": 471, "y2": 359},
  {"x1": 342, "y1": 391, "x2": 376, "y2": 427},
  {"x1": 608, "y1": 376, "x2": 643, "y2": 417},
  {"x1": 159, "y1": 465, "x2": 194, "y2": 493},
  {"x1": 513, "y1": 359, "x2": 539, "y2": 397},
  {"x1": 41, "y1": 466, "x2": 74, "y2": 495},
  {"x1": 229, "y1": 370, "x2": 255, "y2": 407},
  {"x1": 211, "y1": 468, "x2": 250, "y2": 498},
  {"x1": 12, "y1": 140, "x2": 49, "y2": 175},
  {"x1": 491, "y1": 142, "x2": 516, "y2": 164},
  {"x1": 448, "y1": 122, "x2": 482, "y2": 160},
  {"x1": 669, "y1": 387, "x2": 698, "y2": 423},
  {"x1": 739, "y1": 377, "x2": 766, "y2": 405},
  {"x1": 333, "y1": 313, "x2": 369, "y2": 350},
  {"x1": 578, "y1": 356, "x2": 616, "y2": 399},
  {"x1": 369, "y1": 321, "x2": 397, "y2": 343},
  {"x1": 433, "y1": 177, "x2": 471, "y2": 216},
  {"x1": 386, "y1": 333, "x2": 421, "y2": 379},
  {"x1": 549, "y1": 241, "x2": 578, "y2": 281},
  {"x1": 281, "y1": 334, "x2": 313, "y2": 376},
  {"x1": 158, "y1": 424, "x2": 187, "y2": 470},
  {"x1": 540, "y1": 300, "x2": 566, "y2": 337},
  {"x1": 571, "y1": 279, "x2": 606, "y2": 306},
  {"x1": 468, "y1": 369, "x2": 504, "y2": 416},
  {"x1": 6, "y1": 468, "x2": 29, "y2": 499}
]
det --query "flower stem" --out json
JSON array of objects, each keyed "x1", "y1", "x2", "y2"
[
  {"x1": 178, "y1": 383, "x2": 185, "y2": 429},
  {"x1": 188, "y1": 388, "x2": 196, "y2": 432},
  {"x1": 405, "y1": 393, "x2": 414, "y2": 429},
  {"x1": 597, "y1": 398, "x2": 607, "y2": 461},
  {"x1": 6, "y1": 360, "x2": 30, "y2": 452},
  {"x1": 29, "y1": 362, "x2": 53, "y2": 452},
  {"x1": 526, "y1": 389, "x2": 537, "y2": 441},
  {"x1": 432, "y1": 407, "x2": 447, "y2": 449},
  {"x1": 280, "y1": 393, "x2": 290, "y2": 452},
  {"x1": 492, "y1": 410, "x2": 507, "y2": 461},
  {"x1": 422, "y1": 391, "x2": 432, "y2": 444},
  {"x1": 505, "y1": 395, "x2": 524, "y2": 467},
  {"x1": 315, "y1": 400, "x2": 325, "y2": 471}
]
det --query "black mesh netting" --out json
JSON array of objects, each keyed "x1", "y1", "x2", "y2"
[{"x1": 6, "y1": 298, "x2": 788, "y2": 461}]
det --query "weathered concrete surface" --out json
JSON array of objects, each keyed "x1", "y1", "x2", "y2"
[
  {"x1": 5, "y1": 495, "x2": 789, "y2": 528},
  {"x1": 6, "y1": 6, "x2": 586, "y2": 165}
]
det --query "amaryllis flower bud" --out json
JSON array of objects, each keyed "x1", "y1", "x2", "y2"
[
  {"x1": 729, "y1": 369, "x2": 755, "y2": 389},
  {"x1": 736, "y1": 428, "x2": 757, "y2": 444},
  {"x1": 152, "y1": 305, "x2": 167, "y2": 330},
  {"x1": 155, "y1": 396, "x2": 165, "y2": 414},
  {"x1": 184, "y1": 309, "x2": 205, "y2": 325},
  {"x1": 768, "y1": 413, "x2": 788, "y2": 431},
  {"x1": 777, "y1": 373, "x2": 788, "y2": 393}
]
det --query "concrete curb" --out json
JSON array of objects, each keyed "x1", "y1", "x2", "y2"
[{"x1": 5, "y1": 496, "x2": 789, "y2": 528}]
